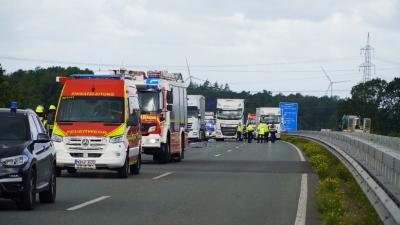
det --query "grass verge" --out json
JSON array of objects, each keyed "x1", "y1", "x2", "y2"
[{"x1": 281, "y1": 135, "x2": 382, "y2": 225}]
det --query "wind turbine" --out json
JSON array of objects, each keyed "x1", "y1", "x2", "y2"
[
  {"x1": 321, "y1": 67, "x2": 350, "y2": 97},
  {"x1": 184, "y1": 57, "x2": 206, "y2": 83}
]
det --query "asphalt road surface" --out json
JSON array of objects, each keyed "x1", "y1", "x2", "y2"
[{"x1": 0, "y1": 140, "x2": 320, "y2": 225}]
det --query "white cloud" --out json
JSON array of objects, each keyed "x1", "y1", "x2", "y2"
[{"x1": 0, "y1": 0, "x2": 399, "y2": 97}]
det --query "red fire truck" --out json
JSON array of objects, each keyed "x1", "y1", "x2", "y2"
[{"x1": 132, "y1": 71, "x2": 188, "y2": 163}]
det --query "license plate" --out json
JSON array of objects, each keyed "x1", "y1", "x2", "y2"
[{"x1": 74, "y1": 160, "x2": 96, "y2": 169}]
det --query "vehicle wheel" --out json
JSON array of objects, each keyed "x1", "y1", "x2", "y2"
[
  {"x1": 67, "y1": 168, "x2": 77, "y2": 174},
  {"x1": 16, "y1": 170, "x2": 36, "y2": 210},
  {"x1": 153, "y1": 153, "x2": 159, "y2": 162},
  {"x1": 130, "y1": 154, "x2": 141, "y2": 175},
  {"x1": 118, "y1": 155, "x2": 129, "y2": 178},
  {"x1": 56, "y1": 167, "x2": 62, "y2": 177},
  {"x1": 39, "y1": 166, "x2": 56, "y2": 203},
  {"x1": 159, "y1": 143, "x2": 171, "y2": 164},
  {"x1": 175, "y1": 145, "x2": 184, "y2": 162}
]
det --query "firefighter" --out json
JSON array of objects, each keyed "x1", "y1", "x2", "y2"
[
  {"x1": 246, "y1": 123, "x2": 254, "y2": 143},
  {"x1": 35, "y1": 105, "x2": 45, "y2": 123},
  {"x1": 236, "y1": 122, "x2": 243, "y2": 142},
  {"x1": 257, "y1": 121, "x2": 265, "y2": 143},
  {"x1": 46, "y1": 105, "x2": 56, "y2": 136}
]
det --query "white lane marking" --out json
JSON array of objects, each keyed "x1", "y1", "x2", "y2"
[
  {"x1": 283, "y1": 141, "x2": 307, "y2": 225},
  {"x1": 214, "y1": 154, "x2": 222, "y2": 157},
  {"x1": 66, "y1": 196, "x2": 110, "y2": 211},
  {"x1": 152, "y1": 172, "x2": 173, "y2": 180},
  {"x1": 284, "y1": 141, "x2": 306, "y2": 162},
  {"x1": 235, "y1": 146, "x2": 239, "y2": 149},
  {"x1": 227, "y1": 149, "x2": 232, "y2": 152},
  {"x1": 295, "y1": 174, "x2": 308, "y2": 225}
]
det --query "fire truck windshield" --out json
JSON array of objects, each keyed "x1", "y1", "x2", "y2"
[
  {"x1": 138, "y1": 91, "x2": 160, "y2": 113},
  {"x1": 57, "y1": 96, "x2": 124, "y2": 123},
  {"x1": 216, "y1": 109, "x2": 243, "y2": 120}
]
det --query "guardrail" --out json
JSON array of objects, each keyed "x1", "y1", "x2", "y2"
[{"x1": 289, "y1": 131, "x2": 400, "y2": 225}]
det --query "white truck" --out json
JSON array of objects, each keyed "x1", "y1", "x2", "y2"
[
  {"x1": 256, "y1": 107, "x2": 282, "y2": 139},
  {"x1": 215, "y1": 99, "x2": 244, "y2": 141},
  {"x1": 187, "y1": 95, "x2": 206, "y2": 142}
]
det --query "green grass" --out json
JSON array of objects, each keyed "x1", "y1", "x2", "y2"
[{"x1": 281, "y1": 135, "x2": 382, "y2": 225}]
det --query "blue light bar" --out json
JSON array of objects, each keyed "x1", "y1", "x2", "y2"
[
  {"x1": 146, "y1": 79, "x2": 159, "y2": 85},
  {"x1": 70, "y1": 74, "x2": 122, "y2": 79},
  {"x1": 10, "y1": 101, "x2": 17, "y2": 113}
]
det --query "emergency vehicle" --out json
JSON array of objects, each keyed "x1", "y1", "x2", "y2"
[
  {"x1": 52, "y1": 70, "x2": 142, "y2": 178},
  {"x1": 132, "y1": 71, "x2": 188, "y2": 163}
]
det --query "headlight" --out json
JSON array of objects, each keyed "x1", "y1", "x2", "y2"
[
  {"x1": 148, "y1": 126, "x2": 157, "y2": 133},
  {"x1": 110, "y1": 135, "x2": 124, "y2": 143},
  {"x1": 1, "y1": 155, "x2": 29, "y2": 166},
  {"x1": 52, "y1": 134, "x2": 63, "y2": 142}
]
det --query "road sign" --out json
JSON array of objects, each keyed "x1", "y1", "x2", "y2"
[{"x1": 279, "y1": 102, "x2": 298, "y2": 132}]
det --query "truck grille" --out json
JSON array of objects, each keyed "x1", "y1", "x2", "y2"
[
  {"x1": 187, "y1": 123, "x2": 193, "y2": 129},
  {"x1": 65, "y1": 137, "x2": 107, "y2": 151},
  {"x1": 221, "y1": 127, "x2": 236, "y2": 136}
]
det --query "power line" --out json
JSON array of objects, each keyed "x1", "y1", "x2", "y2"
[
  {"x1": 247, "y1": 89, "x2": 351, "y2": 93},
  {"x1": 0, "y1": 54, "x2": 361, "y2": 69}
]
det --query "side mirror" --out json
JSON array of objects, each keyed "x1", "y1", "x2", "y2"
[
  {"x1": 167, "y1": 91, "x2": 173, "y2": 104},
  {"x1": 167, "y1": 104, "x2": 173, "y2": 111},
  {"x1": 127, "y1": 116, "x2": 139, "y2": 126},
  {"x1": 35, "y1": 133, "x2": 50, "y2": 143}
]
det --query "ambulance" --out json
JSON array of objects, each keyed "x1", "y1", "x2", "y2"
[
  {"x1": 52, "y1": 70, "x2": 142, "y2": 178},
  {"x1": 132, "y1": 71, "x2": 188, "y2": 163}
]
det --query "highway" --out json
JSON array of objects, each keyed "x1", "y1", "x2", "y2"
[{"x1": 0, "y1": 140, "x2": 320, "y2": 225}]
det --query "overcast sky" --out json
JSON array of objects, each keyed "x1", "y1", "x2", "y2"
[{"x1": 1, "y1": 0, "x2": 400, "y2": 97}]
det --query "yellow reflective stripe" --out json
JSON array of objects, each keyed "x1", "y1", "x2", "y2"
[
  {"x1": 52, "y1": 123, "x2": 66, "y2": 136},
  {"x1": 106, "y1": 124, "x2": 126, "y2": 137}
]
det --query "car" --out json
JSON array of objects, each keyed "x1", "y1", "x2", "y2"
[{"x1": 0, "y1": 103, "x2": 56, "y2": 210}]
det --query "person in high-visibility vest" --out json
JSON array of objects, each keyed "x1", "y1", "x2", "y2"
[
  {"x1": 35, "y1": 105, "x2": 45, "y2": 123},
  {"x1": 46, "y1": 105, "x2": 56, "y2": 136},
  {"x1": 264, "y1": 122, "x2": 270, "y2": 143},
  {"x1": 236, "y1": 122, "x2": 243, "y2": 142},
  {"x1": 246, "y1": 123, "x2": 254, "y2": 143},
  {"x1": 257, "y1": 121, "x2": 265, "y2": 143}
]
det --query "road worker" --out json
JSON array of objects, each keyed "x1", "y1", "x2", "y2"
[
  {"x1": 257, "y1": 121, "x2": 265, "y2": 143},
  {"x1": 236, "y1": 122, "x2": 243, "y2": 142},
  {"x1": 264, "y1": 121, "x2": 270, "y2": 143},
  {"x1": 246, "y1": 123, "x2": 255, "y2": 143}
]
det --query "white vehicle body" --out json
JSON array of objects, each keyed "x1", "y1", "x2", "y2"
[
  {"x1": 256, "y1": 107, "x2": 281, "y2": 139},
  {"x1": 132, "y1": 71, "x2": 188, "y2": 163},
  {"x1": 187, "y1": 95, "x2": 205, "y2": 141},
  {"x1": 215, "y1": 99, "x2": 244, "y2": 140}
]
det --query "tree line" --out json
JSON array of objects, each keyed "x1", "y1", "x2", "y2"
[{"x1": 0, "y1": 64, "x2": 398, "y2": 135}]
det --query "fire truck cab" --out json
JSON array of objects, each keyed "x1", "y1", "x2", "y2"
[{"x1": 132, "y1": 71, "x2": 188, "y2": 164}]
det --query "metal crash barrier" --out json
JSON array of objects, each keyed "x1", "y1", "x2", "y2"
[{"x1": 290, "y1": 131, "x2": 400, "y2": 225}]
